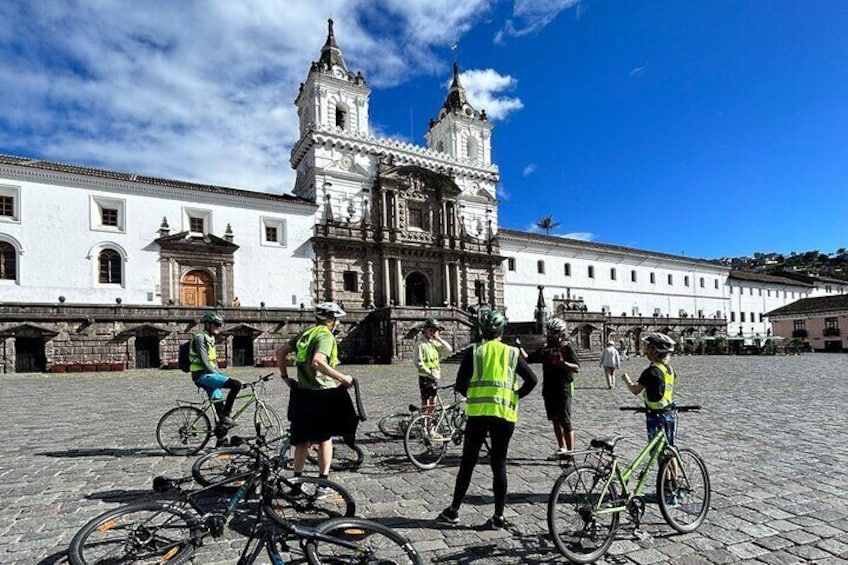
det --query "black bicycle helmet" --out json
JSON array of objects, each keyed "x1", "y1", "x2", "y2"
[
  {"x1": 480, "y1": 309, "x2": 508, "y2": 339},
  {"x1": 200, "y1": 312, "x2": 224, "y2": 326},
  {"x1": 423, "y1": 318, "x2": 442, "y2": 330},
  {"x1": 641, "y1": 332, "x2": 675, "y2": 353}
]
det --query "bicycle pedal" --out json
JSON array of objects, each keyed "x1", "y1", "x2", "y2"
[{"x1": 204, "y1": 514, "x2": 226, "y2": 537}]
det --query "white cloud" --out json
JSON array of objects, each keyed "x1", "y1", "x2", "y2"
[
  {"x1": 0, "y1": 0, "x2": 497, "y2": 192},
  {"x1": 630, "y1": 66, "x2": 646, "y2": 77},
  {"x1": 496, "y1": 184, "x2": 510, "y2": 201},
  {"x1": 560, "y1": 232, "x2": 594, "y2": 241},
  {"x1": 522, "y1": 163, "x2": 537, "y2": 177},
  {"x1": 450, "y1": 68, "x2": 524, "y2": 121},
  {"x1": 496, "y1": 0, "x2": 581, "y2": 43}
]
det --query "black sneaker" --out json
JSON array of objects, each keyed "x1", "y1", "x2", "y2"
[
  {"x1": 437, "y1": 507, "x2": 459, "y2": 524},
  {"x1": 219, "y1": 416, "x2": 236, "y2": 429},
  {"x1": 215, "y1": 436, "x2": 230, "y2": 448},
  {"x1": 489, "y1": 515, "x2": 510, "y2": 530}
]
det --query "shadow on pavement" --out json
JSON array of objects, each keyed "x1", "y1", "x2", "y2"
[
  {"x1": 38, "y1": 447, "x2": 166, "y2": 458},
  {"x1": 35, "y1": 549, "x2": 70, "y2": 565}
]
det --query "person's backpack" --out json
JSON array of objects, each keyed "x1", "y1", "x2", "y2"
[{"x1": 178, "y1": 340, "x2": 193, "y2": 373}]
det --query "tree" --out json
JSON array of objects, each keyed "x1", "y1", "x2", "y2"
[{"x1": 536, "y1": 215, "x2": 561, "y2": 235}]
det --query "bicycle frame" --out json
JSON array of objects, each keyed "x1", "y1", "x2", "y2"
[{"x1": 593, "y1": 430, "x2": 668, "y2": 517}]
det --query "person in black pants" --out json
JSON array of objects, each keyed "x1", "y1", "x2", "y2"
[{"x1": 437, "y1": 310, "x2": 538, "y2": 529}]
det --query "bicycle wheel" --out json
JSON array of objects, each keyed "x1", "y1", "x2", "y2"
[
  {"x1": 304, "y1": 517, "x2": 423, "y2": 565},
  {"x1": 547, "y1": 464, "x2": 620, "y2": 563},
  {"x1": 378, "y1": 412, "x2": 410, "y2": 439},
  {"x1": 657, "y1": 447, "x2": 711, "y2": 533},
  {"x1": 254, "y1": 403, "x2": 283, "y2": 439},
  {"x1": 265, "y1": 476, "x2": 355, "y2": 525},
  {"x1": 308, "y1": 439, "x2": 365, "y2": 471},
  {"x1": 68, "y1": 501, "x2": 200, "y2": 565},
  {"x1": 191, "y1": 447, "x2": 254, "y2": 487},
  {"x1": 403, "y1": 414, "x2": 448, "y2": 471},
  {"x1": 156, "y1": 406, "x2": 211, "y2": 456}
]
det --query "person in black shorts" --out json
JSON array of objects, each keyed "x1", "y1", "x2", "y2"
[{"x1": 539, "y1": 318, "x2": 581, "y2": 460}]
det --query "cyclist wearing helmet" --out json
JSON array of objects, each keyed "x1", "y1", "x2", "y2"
[
  {"x1": 190, "y1": 312, "x2": 242, "y2": 445},
  {"x1": 414, "y1": 318, "x2": 453, "y2": 414},
  {"x1": 539, "y1": 318, "x2": 581, "y2": 460},
  {"x1": 276, "y1": 301, "x2": 354, "y2": 481},
  {"x1": 437, "y1": 309, "x2": 537, "y2": 530},
  {"x1": 622, "y1": 332, "x2": 678, "y2": 445}
]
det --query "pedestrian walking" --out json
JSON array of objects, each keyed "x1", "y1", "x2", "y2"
[{"x1": 600, "y1": 339, "x2": 621, "y2": 389}]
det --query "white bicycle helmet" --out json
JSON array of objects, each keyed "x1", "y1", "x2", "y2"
[
  {"x1": 315, "y1": 302, "x2": 346, "y2": 321},
  {"x1": 641, "y1": 332, "x2": 676, "y2": 353},
  {"x1": 546, "y1": 318, "x2": 568, "y2": 334}
]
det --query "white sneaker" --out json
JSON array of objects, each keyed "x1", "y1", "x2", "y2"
[{"x1": 547, "y1": 448, "x2": 570, "y2": 461}]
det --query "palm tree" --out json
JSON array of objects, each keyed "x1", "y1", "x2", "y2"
[{"x1": 536, "y1": 215, "x2": 561, "y2": 235}]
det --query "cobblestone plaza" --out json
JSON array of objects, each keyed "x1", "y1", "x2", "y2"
[{"x1": 4, "y1": 354, "x2": 848, "y2": 564}]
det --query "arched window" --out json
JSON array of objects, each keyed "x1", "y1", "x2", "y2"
[
  {"x1": 98, "y1": 249, "x2": 122, "y2": 284},
  {"x1": 0, "y1": 241, "x2": 15, "y2": 280},
  {"x1": 335, "y1": 103, "x2": 348, "y2": 130},
  {"x1": 436, "y1": 140, "x2": 445, "y2": 153}
]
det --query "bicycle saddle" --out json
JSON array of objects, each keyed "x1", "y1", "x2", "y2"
[{"x1": 590, "y1": 436, "x2": 624, "y2": 452}]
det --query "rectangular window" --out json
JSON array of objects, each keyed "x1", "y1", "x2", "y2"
[
  {"x1": 537, "y1": 260, "x2": 545, "y2": 274},
  {"x1": 610, "y1": 268, "x2": 616, "y2": 281},
  {"x1": 564, "y1": 263, "x2": 571, "y2": 276},
  {"x1": 588, "y1": 265, "x2": 595, "y2": 279},
  {"x1": 91, "y1": 195, "x2": 126, "y2": 232},
  {"x1": 631, "y1": 270, "x2": 637, "y2": 282},
  {"x1": 101, "y1": 207, "x2": 119, "y2": 227},
  {"x1": 767, "y1": 289, "x2": 771, "y2": 297},
  {"x1": 751, "y1": 312, "x2": 755, "y2": 323},
  {"x1": 714, "y1": 279, "x2": 719, "y2": 289},
  {"x1": 408, "y1": 206, "x2": 424, "y2": 229},
  {"x1": 759, "y1": 313, "x2": 764, "y2": 322},
  {"x1": 749, "y1": 287, "x2": 753, "y2": 295},
  {"x1": 650, "y1": 272, "x2": 656, "y2": 284},
  {"x1": 667, "y1": 274, "x2": 673, "y2": 285},
  {"x1": 730, "y1": 312, "x2": 736, "y2": 322},
  {"x1": 729, "y1": 286, "x2": 733, "y2": 294},
  {"x1": 189, "y1": 217, "x2": 205, "y2": 233},
  {"x1": 793, "y1": 319, "x2": 805, "y2": 331},
  {"x1": 684, "y1": 276, "x2": 690, "y2": 287},
  {"x1": 758, "y1": 288, "x2": 762, "y2": 296},
  {"x1": 825, "y1": 317, "x2": 838, "y2": 330},
  {"x1": 740, "y1": 312, "x2": 746, "y2": 322},
  {"x1": 0, "y1": 185, "x2": 20, "y2": 222},
  {"x1": 507, "y1": 257, "x2": 515, "y2": 271},
  {"x1": 261, "y1": 217, "x2": 287, "y2": 247},
  {"x1": 335, "y1": 107, "x2": 347, "y2": 129},
  {"x1": 0, "y1": 196, "x2": 13, "y2": 217},
  {"x1": 343, "y1": 271, "x2": 358, "y2": 292}
]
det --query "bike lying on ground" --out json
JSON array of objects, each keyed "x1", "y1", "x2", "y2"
[
  {"x1": 547, "y1": 405, "x2": 710, "y2": 564},
  {"x1": 403, "y1": 384, "x2": 489, "y2": 470},
  {"x1": 69, "y1": 431, "x2": 421, "y2": 564},
  {"x1": 156, "y1": 373, "x2": 282, "y2": 455},
  {"x1": 378, "y1": 404, "x2": 421, "y2": 439}
]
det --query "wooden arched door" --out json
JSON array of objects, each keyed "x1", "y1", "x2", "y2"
[{"x1": 181, "y1": 270, "x2": 215, "y2": 306}]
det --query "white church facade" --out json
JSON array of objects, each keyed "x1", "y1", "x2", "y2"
[{"x1": 0, "y1": 20, "x2": 843, "y2": 372}]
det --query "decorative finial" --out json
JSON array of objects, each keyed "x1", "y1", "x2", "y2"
[{"x1": 224, "y1": 223, "x2": 234, "y2": 242}]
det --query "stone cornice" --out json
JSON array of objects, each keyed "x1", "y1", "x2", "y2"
[{"x1": 291, "y1": 124, "x2": 499, "y2": 183}]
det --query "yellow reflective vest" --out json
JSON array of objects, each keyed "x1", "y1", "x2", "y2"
[
  {"x1": 418, "y1": 340, "x2": 440, "y2": 378},
  {"x1": 295, "y1": 325, "x2": 339, "y2": 368},
  {"x1": 643, "y1": 362, "x2": 675, "y2": 411},
  {"x1": 466, "y1": 340, "x2": 520, "y2": 423},
  {"x1": 189, "y1": 331, "x2": 216, "y2": 373}
]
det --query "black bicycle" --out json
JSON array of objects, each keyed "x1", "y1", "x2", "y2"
[{"x1": 68, "y1": 435, "x2": 420, "y2": 564}]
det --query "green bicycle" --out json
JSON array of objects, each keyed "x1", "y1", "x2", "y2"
[
  {"x1": 156, "y1": 373, "x2": 282, "y2": 455},
  {"x1": 547, "y1": 405, "x2": 710, "y2": 563}
]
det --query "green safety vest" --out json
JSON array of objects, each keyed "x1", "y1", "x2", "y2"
[
  {"x1": 189, "y1": 331, "x2": 216, "y2": 373},
  {"x1": 418, "y1": 340, "x2": 440, "y2": 378},
  {"x1": 466, "y1": 340, "x2": 520, "y2": 423},
  {"x1": 295, "y1": 325, "x2": 339, "y2": 368},
  {"x1": 643, "y1": 362, "x2": 675, "y2": 411}
]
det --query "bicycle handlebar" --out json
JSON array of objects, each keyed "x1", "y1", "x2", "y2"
[
  {"x1": 619, "y1": 405, "x2": 702, "y2": 413},
  {"x1": 437, "y1": 383, "x2": 456, "y2": 391}
]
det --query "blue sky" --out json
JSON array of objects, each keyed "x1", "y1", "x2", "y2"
[{"x1": 1, "y1": 1, "x2": 846, "y2": 260}]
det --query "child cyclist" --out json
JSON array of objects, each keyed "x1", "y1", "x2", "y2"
[{"x1": 621, "y1": 332, "x2": 678, "y2": 444}]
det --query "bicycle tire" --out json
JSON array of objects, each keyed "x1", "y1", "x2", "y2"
[
  {"x1": 265, "y1": 476, "x2": 355, "y2": 525},
  {"x1": 191, "y1": 447, "x2": 254, "y2": 487},
  {"x1": 403, "y1": 414, "x2": 448, "y2": 471},
  {"x1": 547, "y1": 464, "x2": 620, "y2": 563},
  {"x1": 378, "y1": 412, "x2": 411, "y2": 439},
  {"x1": 254, "y1": 403, "x2": 283, "y2": 439},
  {"x1": 68, "y1": 501, "x2": 200, "y2": 565},
  {"x1": 156, "y1": 406, "x2": 211, "y2": 456},
  {"x1": 657, "y1": 447, "x2": 711, "y2": 533},
  {"x1": 307, "y1": 439, "x2": 365, "y2": 471},
  {"x1": 304, "y1": 517, "x2": 423, "y2": 565}
]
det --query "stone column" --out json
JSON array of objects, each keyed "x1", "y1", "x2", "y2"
[
  {"x1": 395, "y1": 258, "x2": 404, "y2": 306},
  {"x1": 443, "y1": 262, "x2": 451, "y2": 306},
  {"x1": 327, "y1": 252, "x2": 335, "y2": 301},
  {"x1": 365, "y1": 260, "x2": 374, "y2": 307},
  {"x1": 383, "y1": 257, "x2": 391, "y2": 306}
]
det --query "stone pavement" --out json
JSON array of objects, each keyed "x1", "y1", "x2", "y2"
[{"x1": 3, "y1": 354, "x2": 848, "y2": 564}]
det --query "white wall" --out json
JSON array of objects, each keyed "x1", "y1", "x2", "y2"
[
  {"x1": 728, "y1": 279, "x2": 812, "y2": 336},
  {"x1": 501, "y1": 234, "x2": 728, "y2": 323},
  {"x1": 0, "y1": 167, "x2": 316, "y2": 308}
]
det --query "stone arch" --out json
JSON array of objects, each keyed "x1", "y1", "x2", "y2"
[
  {"x1": 405, "y1": 271, "x2": 429, "y2": 307},
  {"x1": 181, "y1": 269, "x2": 216, "y2": 307}
]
